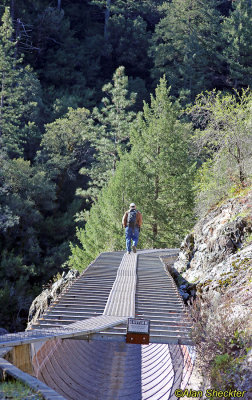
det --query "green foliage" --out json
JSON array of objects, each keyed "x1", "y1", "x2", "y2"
[
  {"x1": 0, "y1": 251, "x2": 39, "y2": 331},
  {"x1": 211, "y1": 353, "x2": 234, "y2": 390},
  {"x1": 105, "y1": 14, "x2": 151, "y2": 77},
  {"x1": 128, "y1": 77, "x2": 195, "y2": 247},
  {"x1": 221, "y1": 0, "x2": 252, "y2": 89},
  {"x1": 149, "y1": 0, "x2": 223, "y2": 101},
  {"x1": 1, "y1": 0, "x2": 252, "y2": 332},
  {"x1": 40, "y1": 107, "x2": 94, "y2": 181},
  {"x1": 0, "y1": 7, "x2": 42, "y2": 158},
  {"x1": 0, "y1": 380, "x2": 43, "y2": 400},
  {"x1": 38, "y1": 108, "x2": 94, "y2": 264},
  {"x1": 78, "y1": 66, "x2": 136, "y2": 202},
  {"x1": 91, "y1": 0, "x2": 163, "y2": 36},
  {"x1": 0, "y1": 155, "x2": 53, "y2": 220},
  {"x1": 0, "y1": 155, "x2": 57, "y2": 330},
  {"x1": 70, "y1": 77, "x2": 195, "y2": 269},
  {"x1": 40, "y1": 199, "x2": 83, "y2": 273},
  {"x1": 190, "y1": 297, "x2": 252, "y2": 395},
  {"x1": 128, "y1": 77, "x2": 149, "y2": 112},
  {"x1": 213, "y1": 353, "x2": 233, "y2": 369},
  {"x1": 90, "y1": 0, "x2": 163, "y2": 85},
  {"x1": 31, "y1": 6, "x2": 98, "y2": 115},
  {"x1": 70, "y1": 154, "x2": 131, "y2": 270},
  {"x1": 190, "y1": 89, "x2": 252, "y2": 215},
  {"x1": 92, "y1": 0, "x2": 163, "y2": 17}
]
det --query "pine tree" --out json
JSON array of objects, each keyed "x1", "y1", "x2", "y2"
[
  {"x1": 91, "y1": 0, "x2": 156, "y2": 78},
  {"x1": 0, "y1": 7, "x2": 42, "y2": 158},
  {"x1": 69, "y1": 152, "x2": 135, "y2": 270},
  {"x1": 32, "y1": 5, "x2": 99, "y2": 116},
  {"x1": 79, "y1": 66, "x2": 136, "y2": 202},
  {"x1": 70, "y1": 77, "x2": 195, "y2": 270},
  {"x1": 128, "y1": 77, "x2": 195, "y2": 247},
  {"x1": 149, "y1": 0, "x2": 223, "y2": 101},
  {"x1": 38, "y1": 106, "x2": 95, "y2": 222},
  {"x1": 91, "y1": 0, "x2": 163, "y2": 30},
  {"x1": 107, "y1": 13, "x2": 151, "y2": 77},
  {"x1": 0, "y1": 154, "x2": 57, "y2": 330},
  {"x1": 40, "y1": 107, "x2": 94, "y2": 181},
  {"x1": 221, "y1": 0, "x2": 252, "y2": 89}
]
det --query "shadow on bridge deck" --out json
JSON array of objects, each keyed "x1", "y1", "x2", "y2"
[
  {"x1": 1, "y1": 249, "x2": 195, "y2": 399},
  {"x1": 31, "y1": 338, "x2": 194, "y2": 400}
]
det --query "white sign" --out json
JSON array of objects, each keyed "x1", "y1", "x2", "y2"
[{"x1": 127, "y1": 318, "x2": 150, "y2": 334}]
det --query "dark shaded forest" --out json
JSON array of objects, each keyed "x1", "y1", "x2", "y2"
[{"x1": 0, "y1": 0, "x2": 251, "y2": 331}]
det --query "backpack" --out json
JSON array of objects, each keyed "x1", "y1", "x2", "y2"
[{"x1": 127, "y1": 209, "x2": 138, "y2": 229}]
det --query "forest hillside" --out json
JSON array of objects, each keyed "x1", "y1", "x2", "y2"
[{"x1": 0, "y1": 0, "x2": 251, "y2": 335}]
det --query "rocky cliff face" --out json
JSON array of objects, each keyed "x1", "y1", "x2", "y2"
[
  {"x1": 27, "y1": 269, "x2": 79, "y2": 329},
  {"x1": 172, "y1": 189, "x2": 252, "y2": 398}
]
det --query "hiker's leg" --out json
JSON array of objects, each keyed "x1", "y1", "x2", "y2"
[
  {"x1": 125, "y1": 227, "x2": 132, "y2": 252},
  {"x1": 132, "y1": 228, "x2": 139, "y2": 248}
]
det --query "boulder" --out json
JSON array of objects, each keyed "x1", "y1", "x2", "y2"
[
  {"x1": 27, "y1": 269, "x2": 79, "y2": 329},
  {"x1": 174, "y1": 191, "x2": 252, "y2": 284},
  {"x1": 171, "y1": 190, "x2": 252, "y2": 395}
]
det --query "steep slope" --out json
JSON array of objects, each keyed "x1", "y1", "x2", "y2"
[{"x1": 173, "y1": 189, "x2": 252, "y2": 397}]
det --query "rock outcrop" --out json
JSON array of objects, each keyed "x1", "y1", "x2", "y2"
[
  {"x1": 27, "y1": 269, "x2": 79, "y2": 329},
  {"x1": 173, "y1": 190, "x2": 251, "y2": 298},
  {"x1": 172, "y1": 189, "x2": 252, "y2": 398}
]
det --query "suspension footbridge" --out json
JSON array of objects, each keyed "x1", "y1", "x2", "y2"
[{"x1": 0, "y1": 249, "x2": 195, "y2": 399}]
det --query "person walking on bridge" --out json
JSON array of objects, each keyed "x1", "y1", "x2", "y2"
[{"x1": 122, "y1": 203, "x2": 142, "y2": 254}]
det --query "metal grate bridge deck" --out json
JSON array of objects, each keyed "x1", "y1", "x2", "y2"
[
  {"x1": 0, "y1": 249, "x2": 195, "y2": 400},
  {"x1": 0, "y1": 249, "x2": 192, "y2": 348}
]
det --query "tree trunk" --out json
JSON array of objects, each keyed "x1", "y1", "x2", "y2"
[
  {"x1": 57, "y1": 0, "x2": 62, "y2": 10},
  {"x1": 237, "y1": 146, "x2": 245, "y2": 185},
  {"x1": 239, "y1": 167, "x2": 245, "y2": 185},
  {"x1": 0, "y1": 73, "x2": 5, "y2": 137},
  {"x1": 11, "y1": 0, "x2": 15, "y2": 23},
  {"x1": 152, "y1": 145, "x2": 160, "y2": 240},
  {"x1": 14, "y1": 19, "x2": 21, "y2": 60},
  {"x1": 104, "y1": 0, "x2": 111, "y2": 41},
  {"x1": 113, "y1": 156, "x2": 116, "y2": 173}
]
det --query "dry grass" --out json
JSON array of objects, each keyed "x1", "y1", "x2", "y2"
[{"x1": 189, "y1": 294, "x2": 252, "y2": 395}]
